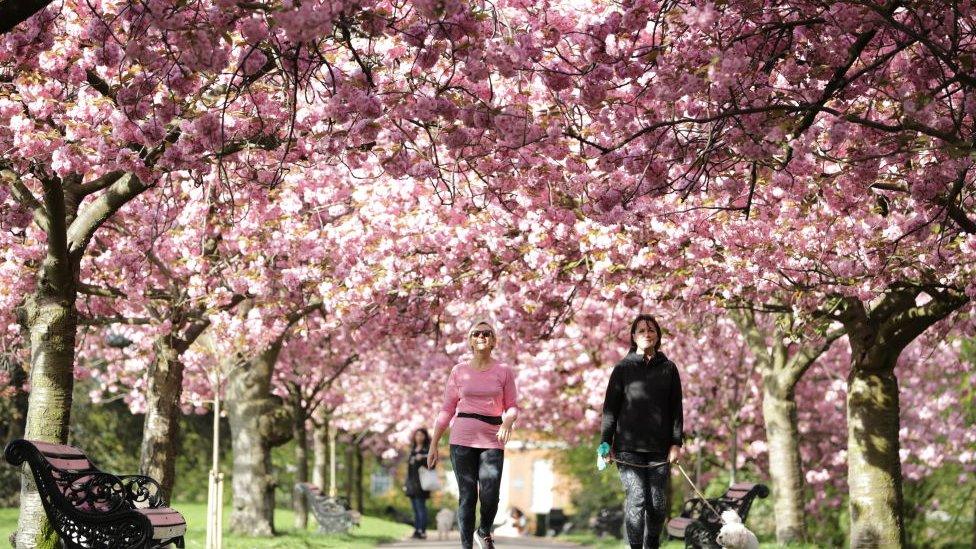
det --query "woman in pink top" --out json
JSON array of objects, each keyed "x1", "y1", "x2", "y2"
[{"x1": 427, "y1": 318, "x2": 518, "y2": 549}]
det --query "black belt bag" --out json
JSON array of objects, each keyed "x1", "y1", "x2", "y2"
[{"x1": 457, "y1": 412, "x2": 503, "y2": 425}]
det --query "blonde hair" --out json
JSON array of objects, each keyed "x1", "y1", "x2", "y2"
[{"x1": 467, "y1": 317, "x2": 497, "y2": 337}]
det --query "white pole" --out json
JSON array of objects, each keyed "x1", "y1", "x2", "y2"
[
  {"x1": 205, "y1": 474, "x2": 215, "y2": 549},
  {"x1": 216, "y1": 471, "x2": 224, "y2": 549},
  {"x1": 206, "y1": 368, "x2": 223, "y2": 549}
]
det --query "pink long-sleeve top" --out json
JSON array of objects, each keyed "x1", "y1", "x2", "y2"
[{"x1": 435, "y1": 360, "x2": 519, "y2": 449}]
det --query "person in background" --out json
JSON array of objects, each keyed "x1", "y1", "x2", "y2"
[{"x1": 404, "y1": 428, "x2": 432, "y2": 539}]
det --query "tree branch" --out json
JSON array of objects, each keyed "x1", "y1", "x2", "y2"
[
  {"x1": 85, "y1": 69, "x2": 117, "y2": 104},
  {"x1": 880, "y1": 289, "x2": 969, "y2": 352},
  {"x1": 66, "y1": 173, "x2": 148, "y2": 259},
  {"x1": 79, "y1": 315, "x2": 152, "y2": 326},
  {"x1": 75, "y1": 170, "x2": 125, "y2": 197},
  {"x1": 783, "y1": 325, "x2": 846, "y2": 388},
  {"x1": 4, "y1": 169, "x2": 50, "y2": 231},
  {"x1": 78, "y1": 282, "x2": 126, "y2": 298},
  {"x1": 39, "y1": 176, "x2": 70, "y2": 278}
]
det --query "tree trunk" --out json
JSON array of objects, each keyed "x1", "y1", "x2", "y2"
[
  {"x1": 16, "y1": 286, "x2": 77, "y2": 549},
  {"x1": 8, "y1": 166, "x2": 148, "y2": 549},
  {"x1": 312, "y1": 411, "x2": 329, "y2": 490},
  {"x1": 847, "y1": 364, "x2": 904, "y2": 548},
  {"x1": 762, "y1": 383, "x2": 807, "y2": 543},
  {"x1": 345, "y1": 442, "x2": 354, "y2": 504},
  {"x1": 837, "y1": 290, "x2": 966, "y2": 549},
  {"x1": 354, "y1": 444, "x2": 364, "y2": 513},
  {"x1": 139, "y1": 338, "x2": 185, "y2": 502},
  {"x1": 293, "y1": 408, "x2": 309, "y2": 530},
  {"x1": 732, "y1": 309, "x2": 828, "y2": 545},
  {"x1": 226, "y1": 342, "x2": 294, "y2": 537}
]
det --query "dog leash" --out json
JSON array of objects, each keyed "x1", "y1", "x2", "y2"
[
  {"x1": 674, "y1": 461, "x2": 725, "y2": 523},
  {"x1": 607, "y1": 456, "x2": 725, "y2": 524}
]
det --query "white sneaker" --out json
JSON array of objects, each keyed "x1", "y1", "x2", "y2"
[{"x1": 474, "y1": 529, "x2": 495, "y2": 549}]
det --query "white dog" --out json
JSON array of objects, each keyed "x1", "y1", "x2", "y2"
[
  {"x1": 435, "y1": 508, "x2": 455, "y2": 540},
  {"x1": 715, "y1": 509, "x2": 759, "y2": 549}
]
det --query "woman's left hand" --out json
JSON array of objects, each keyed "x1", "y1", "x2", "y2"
[
  {"x1": 668, "y1": 445, "x2": 680, "y2": 464},
  {"x1": 496, "y1": 422, "x2": 513, "y2": 445}
]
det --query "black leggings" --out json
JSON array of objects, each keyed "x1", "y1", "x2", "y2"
[
  {"x1": 616, "y1": 451, "x2": 670, "y2": 549},
  {"x1": 450, "y1": 444, "x2": 504, "y2": 549}
]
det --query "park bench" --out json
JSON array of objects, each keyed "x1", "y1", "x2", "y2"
[
  {"x1": 295, "y1": 482, "x2": 360, "y2": 534},
  {"x1": 4, "y1": 439, "x2": 186, "y2": 549},
  {"x1": 666, "y1": 482, "x2": 769, "y2": 548}
]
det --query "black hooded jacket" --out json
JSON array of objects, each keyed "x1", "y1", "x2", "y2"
[{"x1": 600, "y1": 350, "x2": 684, "y2": 455}]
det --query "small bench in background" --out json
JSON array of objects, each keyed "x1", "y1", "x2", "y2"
[
  {"x1": 4, "y1": 439, "x2": 186, "y2": 548},
  {"x1": 667, "y1": 482, "x2": 769, "y2": 548},
  {"x1": 296, "y1": 482, "x2": 360, "y2": 534}
]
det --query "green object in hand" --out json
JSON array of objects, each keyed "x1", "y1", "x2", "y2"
[{"x1": 597, "y1": 442, "x2": 610, "y2": 457}]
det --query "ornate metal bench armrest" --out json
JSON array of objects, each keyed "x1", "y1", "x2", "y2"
[
  {"x1": 680, "y1": 497, "x2": 707, "y2": 518},
  {"x1": 118, "y1": 475, "x2": 168, "y2": 508},
  {"x1": 60, "y1": 471, "x2": 133, "y2": 514}
]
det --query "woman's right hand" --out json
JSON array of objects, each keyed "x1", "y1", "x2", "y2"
[{"x1": 426, "y1": 447, "x2": 439, "y2": 469}]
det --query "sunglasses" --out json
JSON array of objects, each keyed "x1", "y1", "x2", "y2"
[{"x1": 470, "y1": 330, "x2": 494, "y2": 338}]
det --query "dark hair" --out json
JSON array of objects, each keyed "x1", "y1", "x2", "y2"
[
  {"x1": 629, "y1": 314, "x2": 662, "y2": 354},
  {"x1": 412, "y1": 428, "x2": 431, "y2": 451}
]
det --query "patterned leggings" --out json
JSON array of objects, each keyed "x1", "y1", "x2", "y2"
[
  {"x1": 450, "y1": 444, "x2": 504, "y2": 549},
  {"x1": 616, "y1": 451, "x2": 670, "y2": 549}
]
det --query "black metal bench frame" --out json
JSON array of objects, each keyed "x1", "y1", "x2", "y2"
[
  {"x1": 4, "y1": 439, "x2": 185, "y2": 549},
  {"x1": 667, "y1": 482, "x2": 769, "y2": 549}
]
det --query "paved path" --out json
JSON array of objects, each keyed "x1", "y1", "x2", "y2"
[{"x1": 382, "y1": 533, "x2": 582, "y2": 548}]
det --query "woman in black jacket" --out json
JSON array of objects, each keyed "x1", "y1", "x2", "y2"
[
  {"x1": 405, "y1": 428, "x2": 432, "y2": 539},
  {"x1": 599, "y1": 314, "x2": 684, "y2": 549}
]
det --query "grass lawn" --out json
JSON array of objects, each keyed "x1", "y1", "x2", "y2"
[{"x1": 1, "y1": 503, "x2": 413, "y2": 548}]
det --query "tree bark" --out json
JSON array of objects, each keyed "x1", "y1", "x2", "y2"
[
  {"x1": 762, "y1": 383, "x2": 807, "y2": 543},
  {"x1": 16, "y1": 289, "x2": 77, "y2": 548},
  {"x1": 226, "y1": 341, "x2": 294, "y2": 536},
  {"x1": 312, "y1": 410, "x2": 329, "y2": 490},
  {"x1": 354, "y1": 444, "x2": 364, "y2": 513},
  {"x1": 139, "y1": 338, "x2": 185, "y2": 502},
  {"x1": 345, "y1": 441, "x2": 355, "y2": 504},
  {"x1": 293, "y1": 408, "x2": 309, "y2": 530},
  {"x1": 847, "y1": 363, "x2": 903, "y2": 548}
]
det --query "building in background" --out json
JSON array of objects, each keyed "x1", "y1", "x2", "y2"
[{"x1": 498, "y1": 439, "x2": 577, "y2": 535}]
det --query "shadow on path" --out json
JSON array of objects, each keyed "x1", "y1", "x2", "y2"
[{"x1": 382, "y1": 532, "x2": 583, "y2": 548}]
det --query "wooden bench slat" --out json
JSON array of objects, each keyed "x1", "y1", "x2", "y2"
[
  {"x1": 46, "y1": 457, "x2": 92, "y2": 471},
  {"x1": 667, "y1": 517, "x2": 692, "y2": 537},
  {"x1": 29, "y1": 440, "x2": 87, "y2": 458},
  {"x1": 138, "y1": 507, "x2": 187, "y2": 540}
]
